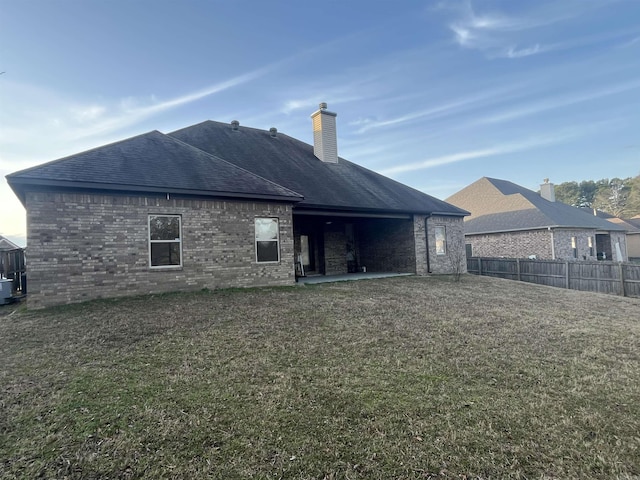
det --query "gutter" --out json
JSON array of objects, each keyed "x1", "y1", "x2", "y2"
[
  {"x1": 6, "y1": 178, "x2": 304, "y2": 207},
  {"x1": 466, "y1": 224, "x2": 627, "y2": 235}
]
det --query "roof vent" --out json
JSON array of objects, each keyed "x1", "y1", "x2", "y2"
[
  {"x1": 269, "y1": 127, "x2": 277, "y2": 138},
  {"x1": 231, "y1": 120, "x2": 240, "y2": 131}
]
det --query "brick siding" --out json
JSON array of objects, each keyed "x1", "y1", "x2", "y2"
[
  {"x1": 466, "y1": 230, "x2": 553, "y2": 259},
  {"x1": 413, "y1": 215, "x2": 467, "y2": 275},
  {"x1": 25, "y1": 191, "x2": 295, "y2": 308},
  {"x1": 358, "y1": 218, "x2": 416, "y2": 273},
  {"x1": 466, "y1": 228, "x2": 628, "y2": 262}
]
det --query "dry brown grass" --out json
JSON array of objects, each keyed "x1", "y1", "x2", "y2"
[{"x1": 1, "y1": 275, "x2": 639, "y2": 479}]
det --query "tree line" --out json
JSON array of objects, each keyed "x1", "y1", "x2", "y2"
[{"x1": 553, "y1": 174, "x2": 640, "y2": 218}]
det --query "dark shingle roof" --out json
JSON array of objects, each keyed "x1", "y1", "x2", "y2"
[
  {"x1": 446, "y1": 177, "x2": 626, "y2": 234},
  {"x1": 7, "y1": 130, "x2": 303, "y2": 204},
  {"x1": 169, "y1": 121, "x2": 467, "y2": 216},
  {"x1": 581, "y1": 209, "x2": 640, "y2": 233},
  {"x1": 7, "y1": 120, "x2": 467, "y2": 217}
]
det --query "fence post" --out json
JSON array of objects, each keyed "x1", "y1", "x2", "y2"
[
  {"x1": 516, "y1": 258, "x2": 521, "y2": 281},
  {"x1": 619, "y1": 263, "x2": 626, "y2": 297},
  {"x1": 478, "y1": 257, "x2": 482, "y2": 275},
  {"x1": 565, "y1": 261, "x2": 570, "y2": 290}
]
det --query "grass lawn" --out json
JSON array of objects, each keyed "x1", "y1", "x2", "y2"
[{"x1": 1, "y1": 275, "x2": 639, "y2": 479}]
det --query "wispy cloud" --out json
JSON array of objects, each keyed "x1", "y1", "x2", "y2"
[
  {"x1": 349, "y1": 84, "x2": 522, "y2": 134},
  {"x1": 70, "y1": 66, "x2": 275, "y2": 140},
  {"x1": 0, "y1": 65, "x2": 275, "y2": 152},
  {"x1": 478, "y1": 79, "x2": 640, "y2": 124},
  {"x1": 379, "y1": 128, "x2": 585, "y2": 175},
  {"x1": 505, "y1": 43, "x2": 545, "y2": 58},
  {"x1": 281, "y1": 93, "x2": 364, "y2": 115},
  {"x1": 618, "y1": 35, "x2": 640, "y2": 48},
  {"x1": 445, "y1": 1, "x2": 604, "y2": 59}
]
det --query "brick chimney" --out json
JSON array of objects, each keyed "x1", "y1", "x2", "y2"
[
  {"x1": 540, "y1": 178, "x2": 555, "y2": 202},
  {"x1": 310, "y1": 102, "x2": 338, "y2": 163}
]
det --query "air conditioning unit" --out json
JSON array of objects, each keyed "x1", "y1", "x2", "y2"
[{"x1": 0, "y1": 279, "x2": 13, "y2": 305}]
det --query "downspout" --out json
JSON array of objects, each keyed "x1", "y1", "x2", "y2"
[
  {"x1": 549, "y1": 227, "x2": 555, "y2": 259},
  {"x1": 425, "y1": 215, "x2": 432, "y2": 273}
]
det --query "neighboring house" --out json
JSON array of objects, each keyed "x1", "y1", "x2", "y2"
[
  {"x1": 7, "y1": 103, "x2": 468, "y2": 308},
  {"x1": 446, "y1": 177, "x2": 628, "y2": 261},
  {"x1": 628, "y1": 216, "x2": 640, "y2": 262},
  {"x1": 0, "y1": 235, "x2": 20, "y2": 252},
  {"x1": 586, "y1": 210, "x2": 640, "y2": 262},
  {"x1": 0, "y1": 235, "x2": 26, "y2": 295}
]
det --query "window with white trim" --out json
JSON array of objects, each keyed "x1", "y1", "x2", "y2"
[
  {"x1": 149, "y1": 215, "x2": 182, "y2": 267},
  {"x1": 255, "y1": 217, "x2": 280, "y2": 262},
  {"x1": 435, "y1": 226, "x2": 446, "y2": 255}
]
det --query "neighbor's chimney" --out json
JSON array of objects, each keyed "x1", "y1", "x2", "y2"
[
  {"x1": 310, "y1": 102, "x2": 338, "y2": 163},
  {"x1": 231, "y1": 120, "x2": 239, "y2": 131},
  {"x1": 540, "y1": 178, "x2": 555, "y2": 202}
]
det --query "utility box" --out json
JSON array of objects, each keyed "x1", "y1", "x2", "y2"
[{"x1": 0, "y1": 279, "x2": 13, "y2": 304}]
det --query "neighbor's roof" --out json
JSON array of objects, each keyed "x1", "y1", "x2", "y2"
[
  {"x1": 0, "y1": 235, "x2": 20, "y2": 251},
  {"x1": 583, "y1": 209, "x2": 640, "y2": 233},
  {"x1": 169, "y1": 121, "x2": 468, "y2": 216},
  {"x1": 7, "y1": 130, "x2": 303, "y2": 206},
  {"x1": 445, "y1": 177, "x2": 626, "y2": 234}
]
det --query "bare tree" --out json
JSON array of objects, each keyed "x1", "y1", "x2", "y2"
[{"x1": 448, "y1": 231, "x2": 467, "y2": 282}]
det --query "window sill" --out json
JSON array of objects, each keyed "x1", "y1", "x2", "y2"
[{"x1": 149, "y1": 266, "x2": 184, "y2": 272}]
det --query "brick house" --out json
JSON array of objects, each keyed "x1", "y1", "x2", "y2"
[
  {"x1": 586, "y1": 210, "x2": 640, "y2": 262},
  {"x1": 7, "y1": 103, "x2": 468, "y2": 308},
  {"x1": 446, "y1": 177, "x2": 627, "y2": 261}
]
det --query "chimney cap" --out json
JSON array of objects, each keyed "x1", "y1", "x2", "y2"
[{"x1": 319, "y1": 102, "x2": 328, "y2": 110}]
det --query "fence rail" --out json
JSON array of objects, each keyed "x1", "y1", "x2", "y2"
[{"x1": 467, "y1": 257, "x2": 640, "y2": 298}]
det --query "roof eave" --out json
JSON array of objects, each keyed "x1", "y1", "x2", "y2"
[
  {"x1": 6, "y1": 178, "x2": 304, "y2": 204},
  {"x1": 295, "y1": 203, "x2": 468, "y2": 217},
  {"x1": 465, "y1": 225, "x2": 626, "y2": 235}
]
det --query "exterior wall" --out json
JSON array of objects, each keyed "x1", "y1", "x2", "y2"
[
  {"x1": 413, "y1": 216, "x2": 428, "y2": 276},
  {"x1": 552, "y1": 229, "x2": 598, "y2": 260},
  {"x1": 608, "y1": 231, "x2": 628, "y2": 262},
  {"x1": 426, "y1": 215, "x2": 467, "y2": 274},
  {"x1": 25, "y1": 191, "x2": 295, "y2": 309},
  {"x1": 323, "y1": 225, "x2": 347, "y2": 275},
  {"x1": 465, "y1": 228, "x2": 628, "y2": 262},
  {"x1": 357, "y1": 218, "x2": 416, "y2": 273},
  {"x1": 627, "y1": 233, "x2": 640, "y2": 261},
  {"x1": 465, "y1": 229, "x2": 553, "y2": 259}
]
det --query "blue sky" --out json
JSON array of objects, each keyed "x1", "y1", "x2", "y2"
[{"x1": 2, "y1": 0, "x2": 640, "y2": 246}]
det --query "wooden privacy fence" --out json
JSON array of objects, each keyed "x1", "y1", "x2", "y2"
[
  {"x1": 0, "y1": 248, "x2": 26, "y2": 295},
  {"x1": 467, "y1": 257, "x2": 640, "y2": 298}
]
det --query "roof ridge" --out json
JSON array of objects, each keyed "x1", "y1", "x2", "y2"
[{"x1": 167, "y1": 134, "x2": 304, "y2": 199}]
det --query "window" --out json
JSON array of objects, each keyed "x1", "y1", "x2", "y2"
[
  {"x1": 588, "y1": 236, "x2": 594, "y2": 257},
  {"x1": 255, "y1": 218, "x2": 279, "y2": 262},
  {"x1": 465, "y1": 243, "x2": 473, "y2": 258},
  {"x1": 435, "y1": 226, "x2": 446, "y2": 255},
  {"x1": 571, "y1": 236, "x2": 577, "y2": 258},
  {"x1": 149, "y1": 215, "x2": 182, "y2": 267}
]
